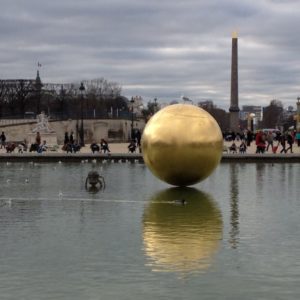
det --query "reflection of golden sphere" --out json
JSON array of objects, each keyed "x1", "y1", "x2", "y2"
[
  {"x1": 142, "y1": 104, "x2": 223, "y2": 186},
  {"x1": 143, "y1": 187, "x2": 223, "y2": 274}
]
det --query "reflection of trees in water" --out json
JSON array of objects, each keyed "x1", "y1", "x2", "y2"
[
  {"x1": 229, "y1": 164, "x2": 239, "y2": 249},
  {"x1": 143, "y1": 187, "x2": 223, "y2": 275}
]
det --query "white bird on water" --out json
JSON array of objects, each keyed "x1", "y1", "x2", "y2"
[{"x1": 58, "y1": 191, "x2": 63, "y2": 199}]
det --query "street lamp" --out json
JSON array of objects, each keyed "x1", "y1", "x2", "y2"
[
  {"x1": 297, "y1": 97, "x2": 300, "y2": 131},
  {"x1": 154, "y1": 98, "x2": 157, "y2": 113},
  {"x1": 130, "y1": 97, "x2": 135, "y2": 140},
  {"x1": 296, "y1": 97, "x2": 300, "y2": 146},
  {"x1": 59, "y1": 85, "x2": 65, "y2": 120},
  {"x1": 79, "y1": 82, "x2": 85, "y2": 147},
  {"x1": 248, "y1": 113, "x2": 255, "y2": 132}
]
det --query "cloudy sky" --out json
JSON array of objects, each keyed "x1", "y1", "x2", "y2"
[{"x1": 1, "y1": 0, "x2": 300, "y2": 109}]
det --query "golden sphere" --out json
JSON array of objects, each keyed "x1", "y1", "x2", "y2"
[
  {"x1": 142, "y1": 104, "x2": 223, "y2": 186},
  {"x1": 143, "y1": 187, "x2": 223, "y2": 274}
]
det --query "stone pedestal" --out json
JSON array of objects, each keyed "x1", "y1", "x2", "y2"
[{"x1": 27, "y1": 133, "x2": 58, "y2": 145}]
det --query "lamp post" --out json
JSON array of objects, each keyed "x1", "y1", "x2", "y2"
[
  {"x1": 79, "y1": 82, "x2": 85, "y2": 147},
  {"x1": 130, "y1": 97, "x2": 135, "y2": 139},
  {"x1": 59, "y1": 85, "x2": 65, "y2": 120},
  {"x1": 154, "y1": 98, "x2": 157, "y2": 113},
  {"x1": 247, "y1": 113, "x2": 255, "y2": 132},
  {"x1": 296, "y1": 97, "x2": 300, "y2": 147},
  {"x1": 297, "y1": 97, "x2": 300, "y2": 132}
]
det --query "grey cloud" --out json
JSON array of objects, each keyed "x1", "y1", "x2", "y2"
[{"x1": 0, "y1": 0, "x2": 300, "y2": 109}]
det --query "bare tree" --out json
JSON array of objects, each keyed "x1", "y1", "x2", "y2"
[
  {"x1": 83, "y1": 78, "x2": 122, "y2": 100},
  {"x1": 0, "y1": 80, "x2": 8, "y2": 117},
  {"x1": 0, "y1": 80, "x2": 34, "y2": 117},
  {"x1": 16, "y1": 80, "x2": 34, "y2": 116}
]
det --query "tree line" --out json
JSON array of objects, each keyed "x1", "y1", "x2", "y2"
[
  {"x1": 0, "y1": 77, "x2": 130, "y2": 120},
  {"x1": 0, "y1": 75, "x2": 296, "y2": 132}
]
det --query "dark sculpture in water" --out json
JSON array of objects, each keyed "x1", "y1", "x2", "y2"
[{"x1": 85, "y1": 171, "x2": 105, "y2": 189}]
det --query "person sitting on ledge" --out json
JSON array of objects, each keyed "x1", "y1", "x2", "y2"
[
  {"x1": 239, "y1": 141, "x2": 247, "y2": 154},
  {"x1": 63, "y1": 140, "x2": 81, "y2": 153},
  {"x1": 90, "y1": 141, "x2": 100, "y2": 153},
  {"x1": 30, "y1": 131, "x2": 42, "y2": 152},
  {"x1": 128, "y1": 139, "x2": 137, "y2": 153},
  {"x1": 38, "y1": 140, "x2": 48, "y2": 153},
  {"x1": 100, "y1": 139, "x2": 110, "y2": 153},
  {"x1": 18, "y1": 139, "x2": 28, "y2": 153},
  {"x1": 229, "y1": 142, "x2": 237, "y2": 154}
]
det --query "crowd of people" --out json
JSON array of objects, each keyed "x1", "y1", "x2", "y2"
[
  {"x1": 225, "y1": 129, "x2": 299, "y2": 154},
  {"x1": 0, "y1": 127, "x2": 299, "y2": 155}
]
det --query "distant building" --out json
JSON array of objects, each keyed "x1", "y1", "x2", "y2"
[
  {"x1": 240, "y1": 105, "x2": 262, "y2": 121},
  {"x1": 240, "y1": 105, "x2": 262, "y2": 131},
  {"x1": 130, "y1": 95, "x2": 144, "y2": 117}
]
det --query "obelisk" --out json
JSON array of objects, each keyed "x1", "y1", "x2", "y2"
[{"x1": 229, "y1": 31, "x2": 240, "y2": 132}]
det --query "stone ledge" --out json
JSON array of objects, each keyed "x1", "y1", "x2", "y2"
[{"x1": 0, "y1": 153, "x2": 300, "y2": 163}]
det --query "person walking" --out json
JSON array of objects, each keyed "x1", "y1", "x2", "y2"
[
  {"x1": 285, "y1": 132, "x2": 294, "y2": 153},
  {"x1": 246, "y1": 130, "x2": 253, "y2": 147},
  {"x1": 280, "y1": 134, "x2": 287, "y2": 154},
  {"x1": 266, "y1": 131, "x2": 274, "y2": 152},
  {"x1": 0, "y1": 131, "x2": 6, "y2": 149},
  {"x1": 255, "y1": 130, "x2": 266, "y2": 154},
  {"x1": 296, "y1": 132, "x2": 300, "y2": 147}
]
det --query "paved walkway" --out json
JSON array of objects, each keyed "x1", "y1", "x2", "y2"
[
  {"x1": 81, "y1": 141, "x2": 300, "y2": 155},
  {"x1": 222, "y1": 140, "x2": 300, "y2": 155},
  {"x1": 0, "y1": 141, "x2": 300, "y2": 164},
  {"x1": 1, "y1": 141, "x2": 300, "y2": 155}
]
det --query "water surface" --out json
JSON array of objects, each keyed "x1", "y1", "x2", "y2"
[{"x1": 0, "y1": 161, "x2": 300, "y2": 299}]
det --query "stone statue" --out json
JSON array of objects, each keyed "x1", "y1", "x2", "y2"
[{"x1": 32, "y1": 111, "x2": 53, "y2": 133}]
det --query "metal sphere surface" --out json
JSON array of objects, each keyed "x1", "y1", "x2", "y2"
[{"x1": 142, "y1": 104, "x2": 223, "y2": 186}]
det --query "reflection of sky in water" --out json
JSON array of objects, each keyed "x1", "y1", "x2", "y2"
[
  {"x1": 143, "y1": 187, "x2": 223, "y2": 275},
  {"x1": 0, "y1": 162, "x2": 300, "y2": 299}
]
